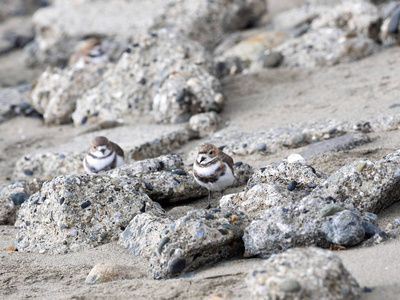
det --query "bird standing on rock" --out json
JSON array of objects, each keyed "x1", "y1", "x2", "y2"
[
  {"x1": 83, "y1": 136, "x2": 124, "y2": 174},
  {"x1": 193, "y1": 143, "x2": 235, "y2": 208}
]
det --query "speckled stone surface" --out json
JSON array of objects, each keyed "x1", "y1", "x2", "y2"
[
  {"x1": 240, "y1": 148, "x2": 400, "y2": 257},
  {"x1": 0, "y1": 178, "x2": 44, "y2": 225},
  {"x1": 29, "y1": 64, "x2": 108, "y2": 125},
  {"x1": 15, "y1": 174, "x2": 166, "y2": 254},
  {"x1": 246, "y1": 247, "x2": 361, "y2": 300},
  {"x1": 121, "y1": 208, "x2": 249, "y2": 279},
  {"x1": 152, "y1": 0, "x2": 267, "y2": 50},
  {"x1": 72, "y1": 31, "x2": 221, "y2": 125}
]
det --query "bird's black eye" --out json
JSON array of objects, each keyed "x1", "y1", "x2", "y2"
[{"x1": 209, "y1": 151, "x2": 214, "y2": 155}]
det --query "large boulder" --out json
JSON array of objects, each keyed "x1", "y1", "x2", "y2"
[
  {"x1": 15, "y1": 174, "x2": 166, "y2": 254},
  {"x1": 121, "y1": 208, "x2": 249, "y2": 279},
  {"x1": 152, "y1": 0, "x2": 267, "y2": 50},
  {"x1": 29, "y1": 64, "x2": 108, "y2": 125},
  {"x1": 72, "y1": 32, "x2": 222, "y2": 125}
]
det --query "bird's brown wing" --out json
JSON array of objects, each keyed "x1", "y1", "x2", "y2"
[
  {"x1": 110, "y1": 141, "x2": 124, "y2": 158},
  {"x1": 220, "y1": 151, "x2": 234, "y2": 173}
]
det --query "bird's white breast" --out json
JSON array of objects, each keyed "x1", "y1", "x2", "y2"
[{"x1": 85, "y1": 152, "x2": 115, "y2": 173}]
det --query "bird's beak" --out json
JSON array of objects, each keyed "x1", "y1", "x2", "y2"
[
  {"x1": 101, "y1": 149, "x2": 106, "y2": 154},
  {"x1": 199, "y1": 156, "x2": 205, "y2": 163}
]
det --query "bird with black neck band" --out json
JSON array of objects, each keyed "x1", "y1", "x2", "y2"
[
  {"x1": 83, "y1": 136, "x2": 124, "y2": 174},
  {"x1": 193, "y1": 143, "x2": 235, "y2": 209}
]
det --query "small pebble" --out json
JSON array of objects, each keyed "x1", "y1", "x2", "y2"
[
  {"x1": 168, "y1": 258, "x2": 186, "y2": 274},
  {"x1": 81, "y1": 201, "x2": 91, "y2": 209},
  {"x1": 157, "y1": 237, "x2": 170, "y2": 254},
  {"x1": 279, "y1": 279, "x2": 302, "y2": 293},
  {"x1": 144, "y1": 182, "x2": 153, "y2": 191},
  {"x1": 287, "y1": 180, "x2": 297, "y2": 191},
  {"x1": 10, "y1": 193, "x2": 30, "y2": 205},
  {"x1": 23, "y1": 169, "x2": 33, "y2": 176},
  {"x1": 255, "y1": 142, "x2": 267, "y2": 151},
  {"x1": 320, "y1": 204, "x2": 343, "y2": 218}
]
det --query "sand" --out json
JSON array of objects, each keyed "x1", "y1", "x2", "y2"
[{"x1": 2, "y1": 1, "x2": 400, "y2": 299}]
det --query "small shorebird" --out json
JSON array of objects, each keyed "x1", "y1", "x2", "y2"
[
  {"x1": 193, "y1": 143, "x2": 235, "y2": 208},
  {"x1": 83, "y1": 136, "x2": 124, "y2": 174}
]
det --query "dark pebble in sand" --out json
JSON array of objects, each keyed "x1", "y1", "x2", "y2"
[
  {"x1": 157, "y1": 237, "x2": 170, "y2": 254},
  {"x1": 81, "y1": 201, "x2": 91, "y2": 209},
  {"x1": 172, "y1": 169, "x2": 186, "y2": 176},
  {"x1": 287, "y1": 180, "x2": 297, "y2": 191},
  {"x1": 24, "y1": 169, "x2": 33, "y2": 176},
  {"x1": 168, "y1": 258, "x2": 186, "y2": 274},
  {"x1": 10, "y1": 193, "x2": 30, "y2": 205},
  {"x1": 144, "y1": 182, "x2": 153, "y2": 191}
]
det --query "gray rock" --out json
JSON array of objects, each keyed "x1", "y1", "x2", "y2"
[
  {"x1": 206, "y1": 115, "x2": 398, "y2": 157},
  {"x1": 189, "y1": 112, "x2": 221, "y2": 138},
  {"x1": 29, "y1": 64, "x2": 108, "y2": 125},
  {"x1": 310, "y1": 149, "x2": 400, "y2": 214},
  {"x1": 246, "y1": 247, "x2": 361, "y2": 300},
  {"x1": 221, "y1": 161, "x2": 326, "y2": 218},
  {"x1": 262, "y1": 51, "x2": 283, "y2": 68},
  {"x1": 85, "y1": 263, "x2": 144, "y2": 285},
  {"x1": 319, "y1": 203, "x2": 343, "y2": 217},
  {"x1": 311, "y1": 1, "x2": 381, "y2": 40},
  {"x1": 28, "y1": 0, "x2": 167, "y2": 66},
  {"x1": 0, "y1": 179, "x2": 44, "y2": 225},
  {"x1": 72, "y1": 31, "x2": 220, "y2": 125},
  {"x1": 275, "y1": 27, "x2": 378, "y2": 69},
  {"x1": 299, "y1": 133, "x2": 371, "y2": 159},
  {"x1": 255, "y1": 143, "x2": 266, "y2": 151},
  {"x1": 321, "y1": 210, "x2": 365, "y2": 246},
  {"x1": 153, "y1": 0, "x2": 267, "y2": 50},
  {"x1": 15, "y1": 174, "x2": 166, "y2": 254},
  {"x1": 0, "y1": 88, "x2": 25, "y2": 122},
  {"x1": 120, "y1": 208, "x2": 250, "y2": 279}
]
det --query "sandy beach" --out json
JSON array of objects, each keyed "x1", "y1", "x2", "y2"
[{"x1": 1, "y1": 0, "x2": 400, "y2": 299}]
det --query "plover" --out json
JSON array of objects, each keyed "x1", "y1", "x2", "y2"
[
  {"x1": 193, "y1": 143, "x2": 235, "y2": 208},
  {"x1": 68, "y1": 37, "x2": 108, "y2": 69},
  {"x1": 83, "y1": 136, "x2": 124, "y2": 174}
]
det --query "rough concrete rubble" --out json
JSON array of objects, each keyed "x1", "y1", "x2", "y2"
[
  {"x1": 29, "y1": 64, "x2": 108, "y2": 125},
  {"x1": 121, "y1": 208, "x2": 249, "y2": 279},
  {"x1": 72, "y1": 31, "x2": 222, "y2": 125},
  {"x1": 15, "y1": 173, "x2": 166, "y2": 254},
  {"x1": 246, "y1": 247, "x2": 361, "y2": 300}
]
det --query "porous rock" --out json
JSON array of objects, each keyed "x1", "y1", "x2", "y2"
[
  {"x1": 15, "y1": 174, "x2": 166, "y2": 254},
  {"x1": 85, "y1": 263, "x2": 144, "y2": 285},
  {"x1": 321, "y1": 210, "x2": 365, "y2": 247},
  {"x1": 0, "y1": 178, "x2": 44, "y2": 225},
  {"x1": 29, "y1": 64, "x2": 108, "y2": 125},
  {"x1": 189, "y1": 111, "x2": 221, "y2": 138},
  {"x1": 72, "y1": 31, "x2": 221, "y2": 125},
  {"x1": 311, "y1": 1, "x2": 381, "y2": 40},
  {"x1": 121, "y1": 208, "x2": 249, "y2": 279},
  {"x1": 307, "y1": 149, "x2": 400, "y2": 214},
  {"x1": 28, "y1": 0, "x2": 167, "y2": 66},
  {"x1": 275, "y1": 27, "x2": 378, "y2": 68},
  {"x1": 221, "y1": 161, "x2": 326, "y2": 218},
  {"x1": 246, "y1": 247, "x2": 361, "y2": 300},
  {"x1": 241, "y1": 148, "x2": 400, "y2": 257},
  {"x1": 13, "y1": 152, "x2": 85, "y2": 180},
  {"x1": 152, "y1": 0, "x2": 267, "y2": 50}
]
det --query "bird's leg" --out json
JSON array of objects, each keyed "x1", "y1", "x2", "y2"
[{"x1": 206, "y1": 190, "x2": 211, "y2": 209}]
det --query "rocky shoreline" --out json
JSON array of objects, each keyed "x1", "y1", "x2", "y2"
[{"x1": 2, "y1": 0, "x2": 400, "y2": 299}]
